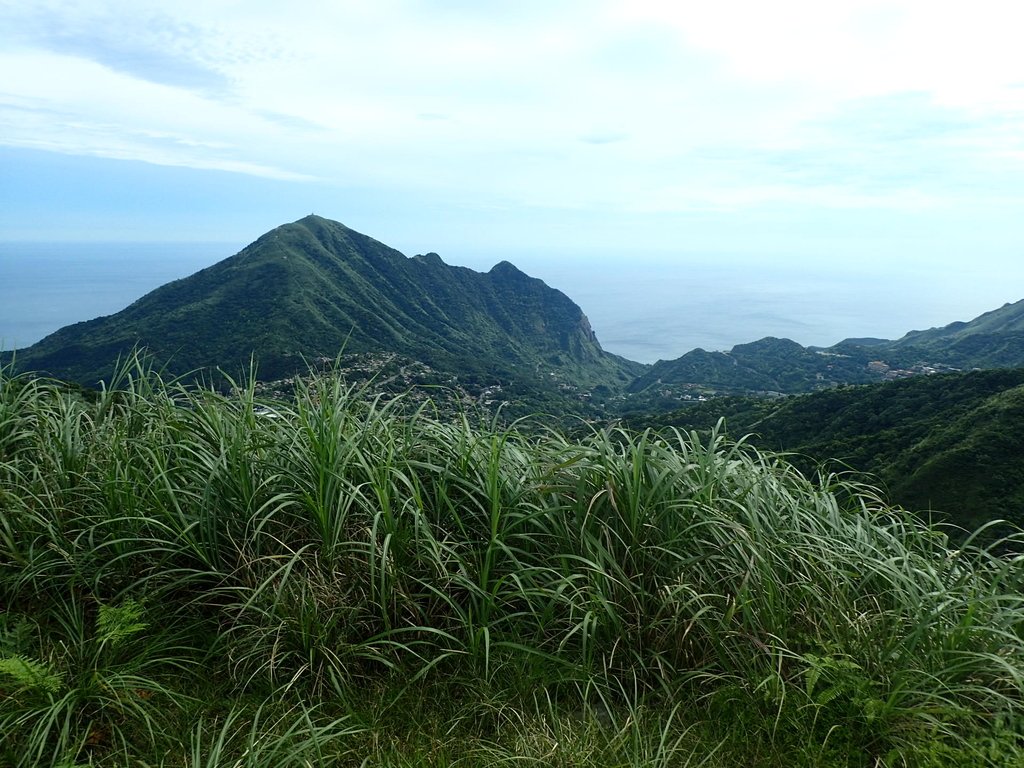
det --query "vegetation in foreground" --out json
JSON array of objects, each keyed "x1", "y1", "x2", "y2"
[{"x1": 2, "y1": 360, "x2": 1024, "y2": 766}]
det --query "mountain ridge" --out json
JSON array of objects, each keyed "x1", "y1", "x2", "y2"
[
  {"x1": 6, "y1": 215, "x2": 1024, "y2": 403},
  {"x1": 6, "y1": 216, "x2": 643, "y2": 389},
  {"x1": 628, "y1": 299, "x2": 1024, "y2": 399}
]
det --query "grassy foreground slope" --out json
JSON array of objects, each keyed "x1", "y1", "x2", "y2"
[{"x1": 2, "y1": 362, "x2": 1024, "y2": 767}]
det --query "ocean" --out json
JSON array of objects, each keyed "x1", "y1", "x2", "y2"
[
  {"x1": 0, "y1": 241, "x2": 1016, "y2": 364},
  {"x1": 0, "y1": 242, "x2": 233, "y2": 353}
]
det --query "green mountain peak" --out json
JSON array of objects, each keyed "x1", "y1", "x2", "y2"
[{"x1": 8, "y1": 216, "x2": 644, "y2": 390}]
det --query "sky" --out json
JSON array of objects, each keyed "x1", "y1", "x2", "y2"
[{"x1": 2, "y1": 1, "x2": 1024, "y2": 356}]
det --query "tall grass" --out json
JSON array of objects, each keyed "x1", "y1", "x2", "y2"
[{"x1": 2, "y1": 359, "x2": 1023, "y2": 766}]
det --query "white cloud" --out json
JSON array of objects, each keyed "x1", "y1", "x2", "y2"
[
  {"x1": 0, "y1": 49, "x2": 314, "y2": 180},
  {"x1": 613, "y1": 1, "x2": 1024, "y2": 103},
  {"x1": 2, "y1": 0, "x2": 1024, "y2": 214}
]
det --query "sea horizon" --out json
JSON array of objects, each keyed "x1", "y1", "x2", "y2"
[{"x1": 1, "y1": 240, "x2": 1018, "y2": 366}]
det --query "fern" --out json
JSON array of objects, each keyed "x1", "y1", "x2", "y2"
[
  {"x1": 97, "y1": 598, "x2": 148, "y2": 648},
  {"x1": 801, "y1": 652, "x2": 865, "y2": 705},
  {"x1": 0, "y1": 654, "x2": 64, "y2": 694}
]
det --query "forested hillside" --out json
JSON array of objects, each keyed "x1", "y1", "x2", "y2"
[{"x1": 629, "y1": 368, "x2": 1024, "y2": 534}]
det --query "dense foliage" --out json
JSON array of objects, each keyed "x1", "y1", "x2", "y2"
[
  {"x1": 3, "y1": 360, "x2": 1024, "y2": 766},
  {"x1": 632, "y1": 369, "x2": 1024, "y2": 535}
]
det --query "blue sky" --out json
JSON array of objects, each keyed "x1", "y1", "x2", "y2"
[{"x1": 2, "y1": 1, "x2": 1023, "y2": 295}]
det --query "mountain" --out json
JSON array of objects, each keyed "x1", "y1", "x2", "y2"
[
  {"x1": 5, "y1": 216, "x2": 644, "y2": 389},
  {"x1": 627, "y1": 336, "x2": 879, "y2": 397},
  {"x1": 881, "y1": 298, "x2": 1024, "y2": 368},
  {"x1": 629, "y1": 368, "x2": 1024, "y2": 536},
  {"x1": 893, "y1": 298, "x2": 1024, "y2": 344},
  {"x1": 629, "y1": 299, "x2": 1024, "y2": 398}
]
